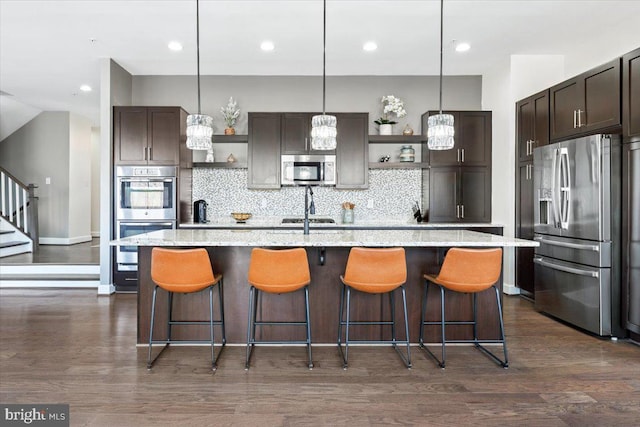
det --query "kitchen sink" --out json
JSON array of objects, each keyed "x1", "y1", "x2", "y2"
[{"x1": 281, "y1": 218, "x2": 336, "y2": 224}]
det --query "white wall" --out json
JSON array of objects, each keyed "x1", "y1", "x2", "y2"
[
  {"x1": 68, "y1": 112, "x2": 92, "y2": 243},
  {"x1": 91, "y1": 126, "x2": 100, "y2": 237},
  {"x1": 133, "y1": 75, "x2": 482, "y2": 135},
  {"x1": 482, "y1": 55, "x2": 565, "y2": 293}
]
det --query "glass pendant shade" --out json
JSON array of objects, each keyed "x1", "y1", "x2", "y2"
[
  {"x1": 427, "y1": 113, "x2": 455, "y2": 150},
  {"x1": 311, "y1": 114, "x2": 337, "y2": 150},
  {"x1": 186, "y1": 114, "x2": 214, "y2": 150}
]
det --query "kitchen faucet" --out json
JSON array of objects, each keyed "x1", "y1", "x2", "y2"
[{"x1": 303, "y1": 185, "x2": 316, "y2": 235}]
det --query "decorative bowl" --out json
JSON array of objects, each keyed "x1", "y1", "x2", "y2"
[{"x1": 231, "y1": 212, "x2": 252, "y2": 223}]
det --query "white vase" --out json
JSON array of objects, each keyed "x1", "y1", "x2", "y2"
[{"x1": 379, "y1": 124, "x2": 393, "y2": 135}]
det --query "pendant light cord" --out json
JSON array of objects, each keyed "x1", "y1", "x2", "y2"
[
  {"x1": 196, "y1": 0, "x2": 202, "y2": 114},
  {"x1": 438, "y1": 0, "x2": 444, "y2": 115},
  {"x1": 322, "y1": 0, "x2": 327, "y2": 115}
]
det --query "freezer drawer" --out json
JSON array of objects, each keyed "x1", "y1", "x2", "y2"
[
  {"x1": 534, "y1": 255, "x2": 611, "y2": 336},
  {"x1": 534, "y1": 234, "x2": 611, "y2": 268}
]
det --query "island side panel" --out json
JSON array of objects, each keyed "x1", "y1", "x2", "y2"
[{"x1": 137, "y1": 246, "x2": 503, "y2": 344}]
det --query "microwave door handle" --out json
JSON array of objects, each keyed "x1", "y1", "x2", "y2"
[{"x1": 533, "y1": 257, "x2": 599, "y2": 278}]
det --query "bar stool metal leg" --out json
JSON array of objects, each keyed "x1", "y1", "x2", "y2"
[{"x1": 304, "y1": 286, "x2": 313, "y2": 369}]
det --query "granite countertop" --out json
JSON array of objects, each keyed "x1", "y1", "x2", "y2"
[
  {"x1": 111, "y1": 228, "x2": 537, "y2": 248},
  {"x1": 180, "y1": 216, "x2": 504, "y2": 230}
]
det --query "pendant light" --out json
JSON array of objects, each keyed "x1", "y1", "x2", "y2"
[
  {"x1": 310, "y1": 0, "x2": 337, "y2": 150},
  {"x1": 427, "y1": 0, "x2": 455, "y2": 150},
  {"x1": 186, "y1": 0, "x2": 213, "y2": 150}
]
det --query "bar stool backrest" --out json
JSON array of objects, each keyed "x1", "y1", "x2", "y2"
[
  {"x1": 151, "y1": 247, "x2": 215, "y2": 292},
  {"x1": 437, "y1": 248, "x2": 502, "y2": 291},
  {"x1": 343, "y1": 247, "x2": 406, "y2": 290},
  {"x1": 248, "y1": 248, "x2": 310, "y2": 291}
]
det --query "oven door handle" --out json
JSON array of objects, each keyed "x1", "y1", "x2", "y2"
[
  {"x1": 119, "y1": 178, "x2": 174, "y2": 183},
  {"x1": 119, "y1": 222, "x2": 174, "y2": 227}
]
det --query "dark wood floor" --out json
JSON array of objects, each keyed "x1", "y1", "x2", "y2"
[
  {"x1": 0, "y1": 238, "x2": 100, "y2": 264},
  {"x1": 1, "y1": 290, "x2": 638, "y2": 426}
]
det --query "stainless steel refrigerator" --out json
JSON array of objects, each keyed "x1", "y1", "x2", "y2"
[{"x1": 533, "y1": 134, "x2": 623, "y2": 337}]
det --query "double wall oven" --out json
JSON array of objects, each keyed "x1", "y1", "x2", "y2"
[{"x1": 114, "y1": 166, "x2": 177, "y2": 290}]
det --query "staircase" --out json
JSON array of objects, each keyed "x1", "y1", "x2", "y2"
[{"x1": 0, "y1": 167, "x2": 38, "y2": 258}]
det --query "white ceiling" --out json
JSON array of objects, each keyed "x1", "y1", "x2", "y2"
[{"x1": 1, "y1": 0, "x2": 640, "y2": 128}]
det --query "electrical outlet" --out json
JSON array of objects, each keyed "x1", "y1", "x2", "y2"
[
  {"x1": 45, "y1": 177, "x2": 51, "y2": 185},
  {"x1": 367, "y1": 199, "x2": 374, "y2": 209}
]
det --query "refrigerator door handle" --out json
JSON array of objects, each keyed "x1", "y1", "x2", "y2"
[
  {"x1": 533, "y1": 236, "x2": 600, "y2": 252},
  {"x1": 551, "y1": 148, "x2": 561, "y2": 228},
  {"x1": 559, "y1": 147, "x2": 571, "y2": 229},
  {"x1": 533, "y1": 257, "x2": 599, "y2": 278}
]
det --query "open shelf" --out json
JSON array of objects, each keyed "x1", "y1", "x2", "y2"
[
  {"x1": 212, "y1": 134, "x2": 248, "y2": 143},
  {"x1": 369, "y1": 162, "x2": 429, "y2": 169},
  {"x1": 368, "y1": 135, "x2": 424, "y2": 144},
  {"x1": 193, "y1": 162, "x2": 247, "y2": 169}
]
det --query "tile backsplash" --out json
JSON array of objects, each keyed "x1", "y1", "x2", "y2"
[{"x1": 193, "y1": 168, "x2": 422, "y2": 221}]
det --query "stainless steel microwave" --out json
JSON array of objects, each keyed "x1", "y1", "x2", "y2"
[{"x1": 281, "y1": 154, "x2": 336, "y2": 186}]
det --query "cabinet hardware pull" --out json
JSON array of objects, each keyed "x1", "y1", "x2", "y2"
[
  {"x1": 457, "y1": 149, "x2": 460, "y2": 163},
  {"x1": 456, "y1": 204, "x2": 460, "y2": 218},
  {"x1": 461, "y1": 205, "x2": 465, "y2": 219},
  {"x1": 148, "y1": 146, "x2": 152, "y2": 160},
  {"x1": 573, "y1": 110, "x2": 577, "y2": 128},
  {"x1": 143, "y1": 147, "x2": 147, "y2": 160},
  {"x1": 526, "y1": 164, "x2": 529, "y2": 180},
  {"x1": 461, "y1": 148, "x2": 465, "y2": 163},
  {"x1": 577, "y1": 109, "x2": 583, "y2": 127},
  {"x1": 526, "y1": 140, "x2": 530, "y2": 156}
]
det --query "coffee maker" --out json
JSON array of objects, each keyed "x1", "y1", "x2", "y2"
[{"x1": 193, "y1": 200, "x2": 208, "y2": 223}]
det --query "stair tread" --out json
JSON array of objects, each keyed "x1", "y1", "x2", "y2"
[
  {"x1": 0, "y1": 230, "x2": 16, "y2": 235},
  {"x1": 0, "y1": 240, "x2": 30, "y2": 249}
]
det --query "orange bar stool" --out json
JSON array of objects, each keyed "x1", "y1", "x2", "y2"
[
  {"x1": 148, "y1": 247, "x2": 226, "y2": 370},
  {"x1": 419, "y1": 247, "x2": 508, "y2": 368},
  {"x1": 338, "y1": 247, "x2": 412, "y2": 369},
  {"x1": 245, "y1": 248, "x2": 313, "y2": 370}
]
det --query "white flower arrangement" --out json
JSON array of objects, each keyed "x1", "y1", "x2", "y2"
[
  {"x1": 220, "y1": 97, "x2": 240, "y2": 128},
  {"x1": 375, "y1": 95, "x2": 407, "y2": 125}
]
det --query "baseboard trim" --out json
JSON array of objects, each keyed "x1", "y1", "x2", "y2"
[
  {"x1": 91, "y1": 231, "x2": 100, "y2": 238},
  {"x1": 39, "y1": 235, "x2": 92, "y2": 245},
  {"x1": 98, "y1": 283, "x2": 116, "y2": 295},
  {"x1": 502, "y1": 282, "x2": 521, "y2": 295}
]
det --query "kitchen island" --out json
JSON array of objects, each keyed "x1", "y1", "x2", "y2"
[{"x1": 114, "y1": 228, "x2": 537, "y2": 344}]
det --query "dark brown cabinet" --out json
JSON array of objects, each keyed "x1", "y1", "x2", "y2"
[
  {"x1": 248, "y1": 113, "x2": 281, "y2": 189},
  {"x1": 113, "y1": 107, "x2": 187, "y2": 165},
  {"x1": 550, "y1": 58, "x2": 621, "y2": 141},
  {"x1": 516, "y1": 162, "x2": 535, "y2": 297},
  {"x1": 335, "y1": 113, "x2": 368, "y2": 189},
  {"x1": 281, "y1": 113, "x2": 335, "y2": 155},
  {"x1": 428, "y1": 166, "x2": 491, "y2": 223},
  {"x1": 622, "y1": 141, "x2": 640, "y2": 334},
  {"x1": 517, "y1": 90, "x2": 549, "y2": 163},
  {"x1": 424, "y1": 111, "x2": 492, "y2": 167},
  {"x1": 623, "y1": 48, "x2": 640, "y2": 140}
]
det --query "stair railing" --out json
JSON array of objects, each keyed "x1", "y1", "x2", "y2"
[{"x1": 0, "y1": 166, "x2": 39, "y2": 251}]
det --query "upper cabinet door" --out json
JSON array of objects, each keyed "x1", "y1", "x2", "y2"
[
  {"x1": 427, "y1": 111, "x2": 491, "y2": 167},
  {"x1": 517, "y1": 90, "x2": 549, "y2": 163},
  {"x1": 281, "y1": 113, "x2": 309, "y2": 154},
  {"x1": 281, "y1": 113, "x2": 336, "y2": 155},
  {"x1": 147, "y1": 108, "x2": 181, "y2": 165},
  {"x1": 551, "y1": 58, "x2": 621, "y2": 141},
  {"x1": 623, "y1": 47, "x2": 640, "y2": 140},
  {"x1": 248, "y1": 113, "x2": 281, "y2": 189},
  {"x1": 335, "y1": 113, "x2": 368, "y2": 189},
  {"x1": 114, "y1": 107, "x2": 148, "y2": 165}
]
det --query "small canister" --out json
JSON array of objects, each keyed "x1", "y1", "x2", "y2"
[{"x1": 399, "y1": 145, "x2": 415, "y2": 162}]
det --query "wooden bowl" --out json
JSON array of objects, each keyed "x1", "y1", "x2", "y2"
[{"x1": 231, "y1": 212, "x2": 252, "y2": 223}]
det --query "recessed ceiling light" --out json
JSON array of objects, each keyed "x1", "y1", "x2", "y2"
[
  {"x1": 168, "y1": 41, "x2": 183, "y2": 51},
  {"x1": 79, "y1": 85, "x2": 92, "y2": 92},
  {"x1": 455, "y1": 42, "x2": 471, "y2": 52},
  {"x1": 260, "y1": 40, "x2": 275, "y2": 51},
  {"x1": 363, "y1": 41, "x2": 378, "y2": 52}
]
